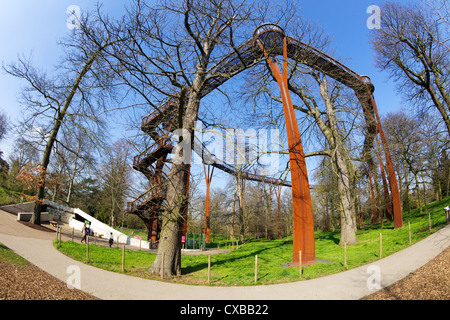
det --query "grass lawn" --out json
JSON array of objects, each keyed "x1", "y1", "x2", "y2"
[
  {"x1": 0, "y1": 243, "x2": 30, "y2": 266},
  {"x1": 0, "y1": 187, "x2": 22, "y2": 206},
  {"x1": 55, "y1": 197, "x2": 450, "y2": 286}
]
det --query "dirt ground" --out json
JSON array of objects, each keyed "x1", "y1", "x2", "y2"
[{"x1": 1, "y1": 244, "x2": 448, "y2": 300}]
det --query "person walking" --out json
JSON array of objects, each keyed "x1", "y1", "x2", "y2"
[
  {"x1": 81, "y1": 223, "x2": 87, "y2": 243},
  {"x1": 109, "y1": 232, "x2": 114, "y2": 248}
]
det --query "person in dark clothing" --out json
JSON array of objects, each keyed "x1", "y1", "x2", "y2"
[
  {"x1": 109, "y1": 232, "x2": 114, "y2": 248},
  {"x1": 81, "y1": 223, "x2": 87, "y2": 243}
]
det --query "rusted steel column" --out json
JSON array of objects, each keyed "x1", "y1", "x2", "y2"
[
  {"x1": 203, "y1": 162, "x2": 214, "y2": 243},
  {"x1": 375, "y1": 136, "x2": 393, "y2": 222},
  {"x1": 258, "y1": 37, "x2": 315, "y2": 266},
  {"x1": 369, "y1": 95, "x2": 403, "y2": 229},
  {"x1": 150, "y1": 218, "x2": 158, "y2": 243}
]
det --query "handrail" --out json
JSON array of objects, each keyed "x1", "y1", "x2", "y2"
[
  {"x1": 133, "y1": 138, "x2": 173, "y2": 168},
  {"x1": 192, "y1": 134, "x2": 292, "y2": 187},
  {"x1": 127, "y1": 184, "x2": 167, "y2": 213}
]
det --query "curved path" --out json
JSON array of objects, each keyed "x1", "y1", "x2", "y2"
[{"x1": 0, "y1": 209, "x2": 449, "y2": 300}]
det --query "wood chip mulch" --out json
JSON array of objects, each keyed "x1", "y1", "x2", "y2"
[
  {"x1": 0, "y1": 261, "x2": 99, "y2": 300},
  {"x1": 364, "y1": 246, "x2": 450, "y2": 300}
]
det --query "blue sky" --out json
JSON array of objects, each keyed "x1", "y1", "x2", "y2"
[
  {"x1": 0, "y1": 0, "x2": 418, "y2": 193},
  {"x1": 0, "y1": 1, "x2": 126, "y2": 158}
]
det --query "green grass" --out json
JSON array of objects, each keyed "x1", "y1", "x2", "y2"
[
  {"x1": 0, "y1": 243, "x2": 30, "y2": 266},
  {"x1": 0, "y1": 187, "x2": 22, "y2": 206},
  {"x1": 55, "y1": 196, "x2": 450, "y2": 286}
]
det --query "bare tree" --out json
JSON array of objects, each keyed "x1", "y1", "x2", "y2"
[
  {"x1": 0, "y1": 110, "x2": 7, "y2": 142},
  {"x1": 89, "y1": 0, "x2": 272, "y2": 276},
  {"x1": 3, "y1": 12, "x2": 117, "y2": 224},
  {"x1": 422, "y1": 0, "x2": 450, "y2": 51},
  {"x1": 99, "y1": 140, "x2": 133, "y2": 227},
  {"x1": 382, "y1": 111, "x2": 426, "y2": 213},
  {"x1": 371, "y1": 2, "x2": 450, "y2": 137},
  {"x1": 54, "y1": 126, "x2": 97, "y2": 206}
]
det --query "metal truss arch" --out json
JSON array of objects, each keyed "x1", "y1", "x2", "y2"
[{"x1": 129, "y1": 22, "x2": 403, "y2": 265}]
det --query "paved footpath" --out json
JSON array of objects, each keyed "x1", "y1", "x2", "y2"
[{"x1": 0, "y1": 209, "x2": 449, "y2": 300}]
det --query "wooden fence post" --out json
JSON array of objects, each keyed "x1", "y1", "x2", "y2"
[
  {"x1": 208, "y1": 255, "x2": 211, "y2": 284},
  {"x1": 161, "y1": 252, "x2": 165, "y2": 279},
  {"x1": 86, "y1": 235, "x2": 89, "y2": 262},
  {"x1": 122, "y1": 245, "x2": 125, "y2": 272},
  {"x1": 428, "y1": 212, "x2": 432, "y2": 232},
  {"x1": 408, "y1": 222, "x2": 411, "y2": 245},
  {"x1": 254, "y1": 255, "x2": 258, "y2": 283},
  {"x1": 379, "y1": 233, "x2": 382, "y2": 258},
  {"x1": 59, "y1": 226, "x2": 62, "y2": 247},
  {"x1": 344, "y1": 243, "x2": 347, "y2": 267},
  {"x1": 299, "y1": 250, "x2": 302, "y2": 278}
]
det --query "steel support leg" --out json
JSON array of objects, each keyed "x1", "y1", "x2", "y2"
[
  {"x1": 369, "y1": 96, "x2": 403, "y2": 229},
  {"x1": 258, "y1": 38, "x2": 315, "y2": 266}
]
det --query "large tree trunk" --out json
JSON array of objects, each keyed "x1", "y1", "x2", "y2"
[
  {"x1": 334, "y1": 147, "x2": 358, "y2": 245},
  {"x1": 149, "y1": 79, "x2": 204, "y2": 275},
  {"x1": 237, "y1": 174, "x2": 245, "y2": 243},
  {"x1": 149, "y1": 161, "x2": 189, "y2": 276},
  {"x1": 318, "y1": 76, "x2": 358, "y2": 245}
]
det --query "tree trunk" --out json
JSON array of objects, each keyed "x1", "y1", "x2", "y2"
[
  {"x1": 334, "y1": 148, "x2": 358, "y2": 245},
  {"x1": 66, "y1": 143, "x2": 82, "y2": 205},
  {"x1": 276, "y1": 186, "x2": 282, "y2": 238},
  {"x1": 230, "y1": 189, "x2": 236, "y2": 239},
  {"x1": 149, "y1": 73, "x2": 204, "y2": 275},
  {"x1": 149, "y1": 160, "x2": 189, "y2": 276},
  {"x1": 368, "y1": 167, "x2": 379, "y2": 224},
  {"x1": 413, "y1": 172, "x2": 422, "y2": 214},
  {"x1": 235, "y1": 171, "x2": 246, "y2": 243},
  {"x1": 31, "y1": 44, "x2": 105, "y2": 224},
  {"x1": 318, "y1": 76, "x2": 358, "y2": 245}
]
